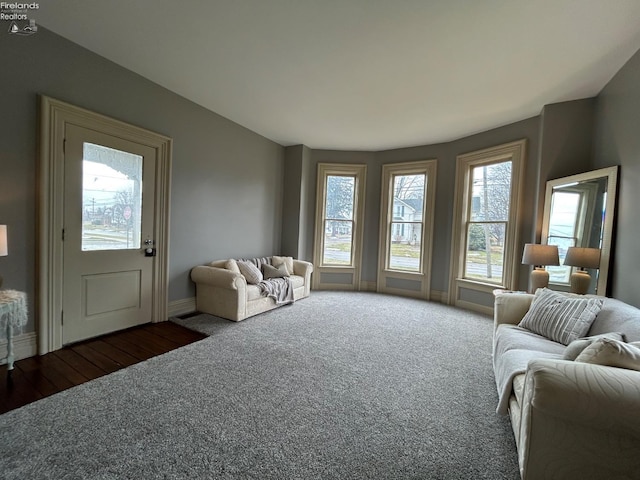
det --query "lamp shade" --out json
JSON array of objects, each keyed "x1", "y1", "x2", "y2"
[
  {"x1": 564, "y1": 247, "x2": 600, "y2": 269},
  {"x1": 0, "y1": 225, "x2": 7, "y2": 256},
  {"x1": 522, "y1": 244, "x2": 559, "y2": 266}
]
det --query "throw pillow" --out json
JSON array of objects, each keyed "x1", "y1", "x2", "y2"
[
  {"x1": 563, "y1": 332, "x2": 626, "y2": 361},
  {"x1": 263, "y1": 263, "x2": 290, "y2": 279},
  {"x1": 237, "y1": 261, "x2": 263, "y2": 285},
  {"x1": 272, "y1": 255, "x2": 294, "y2": 275},
  {"x1": 225, "y1": 259, "x2": 241, "y2": 274},
  {"x1": 575, "y1": 338, "x2": 640, "y2": 372},
  {"x1": 518, "y1": 288, "x2": 604, "y2": 345}
]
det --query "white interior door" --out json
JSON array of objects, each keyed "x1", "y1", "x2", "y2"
[{"x1": 62, "y1": 124, "x2": 157, "y2": 344}]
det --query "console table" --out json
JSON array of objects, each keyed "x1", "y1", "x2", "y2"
[{"x1": 0, "y1": 290, "x2": 28, "y2": 371}]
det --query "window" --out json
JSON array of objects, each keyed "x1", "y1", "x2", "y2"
[
  {"x1": 378, "y1": 160, "x2": 437, "y2": 299},
  {"x1": 464, "y1": 161, "x2": 512, "y2": 284},
  {"x1": 313, "y1": 163, "x2": 366, "y2": 290},
  {"x1": 322, "y1": 175, "x2": 356, "y2": 265},
  {"x1": 449, "y1": 140, "x2": 526, "y2": 311},
  {"x1": 82, "y1": 143, "x2": 143, "y2": 251}
]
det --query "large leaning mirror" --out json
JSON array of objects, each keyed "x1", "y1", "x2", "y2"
[{"x1": 541, "y1": 166, "x2": 618, "y2": 295}]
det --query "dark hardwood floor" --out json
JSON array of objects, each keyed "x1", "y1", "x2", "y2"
[{"x1": 1, "y1": 321, "x2": 207, "y2": 415}]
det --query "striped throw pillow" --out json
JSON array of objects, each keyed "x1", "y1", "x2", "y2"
[
  {"x1": 518, "y1": 288, "x2": 604, "y2": 345},
  {"x1": 237, "y1": 260, "x2": 263, "y2": 285}
]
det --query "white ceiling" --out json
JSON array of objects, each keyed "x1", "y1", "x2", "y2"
[{"x1": 36, "y1": 0, "x2": 640, "y2": 151}]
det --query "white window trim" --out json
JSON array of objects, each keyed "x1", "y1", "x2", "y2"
[
  {"x1": 448, "y1": 139, "x2": 527, "y2": 310},
  {"x1": 313, "y1": 163, "x2": 367, "y2": 290},
  {"x1": 377, "y1": 160, "x2": 437, "y2": 299}
]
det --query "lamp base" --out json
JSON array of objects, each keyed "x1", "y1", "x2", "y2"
[
  {"x1": 530, "y1": 267, "x2": 549, "y2": 293},
  {"x1": 569, "y1": 270, "x2": 591, "y2": 295}
]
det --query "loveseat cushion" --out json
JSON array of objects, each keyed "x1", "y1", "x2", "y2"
[
  {"x1": 563, "y1": 332, "x2": 626, "y2": 360},
  {"x1": 494, "y1": 324, "x2": 566, "y2": 360},
  {"x1": 272, "y1": 255, "x2": 294, "y2": 275},
  {"x1": 290, "y1": 275, "x2": 304, "y2": 289},
  {"x1": 588, "y1": 297, "x2": 640, "y2": 342},
  {"x1": 237, "y1": 261, "x2": 263, "y2": 284},
  {"x1": 225, "y1": 259, "x2": 241, "y2": 274},
  {"x1": 518, "y1": 288, "x2": 603, "y2": 345},
  {"x1": 512, "y1": 373, "x2": 526, "y2": 406},
  {"x1": 263, "y1": 263, "x2": 289, "y2": 279},
  {"x1": 246, "y1": 284, "x2": 263, "y2": 301},
  {"x1": 246, "y1": 275, "x2": 305, "y2": 302},
  {"x1": 575, "y1": 338, "x2": 640, "y2": 371}
]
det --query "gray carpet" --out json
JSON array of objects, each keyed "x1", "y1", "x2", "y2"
[{"x1": 0, "y1": 291, "x2": 519, "y2": 479}]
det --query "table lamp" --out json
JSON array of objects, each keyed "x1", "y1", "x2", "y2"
[
  {"x1": 0, "y1": 225, "x2": 7, "y2": 289},
  {"x1": 522, "y1": 243, "x2": 559, "y2": 293},
  {"x1": 564, "y1": 247, "x2": 600, "y2": 294}
]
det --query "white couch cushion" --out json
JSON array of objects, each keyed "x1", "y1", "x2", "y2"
[
  {"x1": 246, "y1": 284, "x2": 262, "y2": 301},
  {"x1": 494, "y1": 324, "x2": 566, "y2": 360},
  {"x1": 290, "y1": 274, "x2": 304, "y2": 289}
]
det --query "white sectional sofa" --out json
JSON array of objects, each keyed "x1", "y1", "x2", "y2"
[
  {"x1": 493, "y1": 288, "x2": 640, "y2": 480},
  {"x1": 191, "y1": 256, "x2": 313, "y2": 321}
]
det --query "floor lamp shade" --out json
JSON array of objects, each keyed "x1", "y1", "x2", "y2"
[
  {"x1": 564, "y1": 247, "x2": 600, "y2": 294},
  {"x1": 522, "y1": 244, "x2": 559, "y2": 292}
]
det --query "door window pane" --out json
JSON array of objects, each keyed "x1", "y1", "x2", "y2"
[
  {"x1": 465, "y1": 223, "x2": 506, "y2": 283},
  {"x1": 82, "y1": 143, "x2": 143, "y2": 251}
]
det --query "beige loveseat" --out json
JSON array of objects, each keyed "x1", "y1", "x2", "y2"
[
  {"x1": 493, "y1": 289, "x2": 640, "y2": 480},
  {"x1": 190, "y1": 256, "x2": 313, "y2": 321}
]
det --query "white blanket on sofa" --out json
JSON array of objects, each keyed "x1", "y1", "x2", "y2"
[
  {"x1": 493, "y1": 324, "x2": 565, "y2": 415},
  {"x1": 494, "y1": 349, "x2": 562, "y2": 414},
  {"x1": 241, "y1": 257, "x2": 294, "y2": 305},
  {"x1": 258, "y1": 278, "x2": 294, "y2": 305}
]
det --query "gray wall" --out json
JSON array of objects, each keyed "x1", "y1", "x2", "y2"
[
  {"x1": 593, "y1": 47, "x2": 640, "y2": 307},
  {"x1": 292, "y1": 117, "x2": 541, "y2": 295},
  {"x1": 0, "y1": 29, "x2": 284, "y2": 332},
  {"x1": 536, "y1": 99, "x2": 597, "y2": 239}
]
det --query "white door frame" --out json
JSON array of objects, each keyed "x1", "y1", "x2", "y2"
[{"x1": 38, "y1": 96, "x2": 172, "y2": 354}]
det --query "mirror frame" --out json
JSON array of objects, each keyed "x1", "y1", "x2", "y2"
[{"x1": 541, "y1": 166, "x2": 618, "y2": 295}]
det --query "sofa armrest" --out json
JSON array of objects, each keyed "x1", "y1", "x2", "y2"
[
  {"x1": 518, "y1": 358, "x2": 640, "y2": 479},
  {"x1": 292, "y1": 259, "x2": 313, "y2": 296},
  {"x1": 292, "y1": 259, "x2": 313, "y2": 278},
  {"x1": 190, "y1": 265, "x2": 246, "y2": 290},
  {"x1": 524, "y1": 358, "x2": 640, "y2": 434},
  {"x1": 493, "y1": 292, "x2": 534, "y2": 331}
]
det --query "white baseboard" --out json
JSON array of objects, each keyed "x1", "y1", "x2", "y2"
[
  {"x1": 168, "y1": 297, "x2": 197, "y2": 317},
  {"x1": 0, "y1": 331, "x2": 38, "y2": 364}
]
